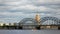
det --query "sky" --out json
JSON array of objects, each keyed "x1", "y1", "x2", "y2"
[{"x1": 0, "y1": 0, "x2": 60, "y2": 23}]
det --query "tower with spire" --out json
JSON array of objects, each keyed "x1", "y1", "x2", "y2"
[{"x1": 35, "y1": 11, "x2": 40, "y2": 25}]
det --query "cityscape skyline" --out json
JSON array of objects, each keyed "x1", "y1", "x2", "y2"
[{"x1": 0, "y1": 0, "x2": 60, "y2": 23}]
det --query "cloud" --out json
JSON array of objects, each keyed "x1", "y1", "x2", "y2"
[
  {"x1": 0, "y1": 0, "x2": 60, "y2": 23},
  {"x1": 0, "y1": 0, "x2": 60, "y2": 12}
]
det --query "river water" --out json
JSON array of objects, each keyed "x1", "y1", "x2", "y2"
[{"x1": 0, "y1": 30, "x2": 60, "y2": 34}]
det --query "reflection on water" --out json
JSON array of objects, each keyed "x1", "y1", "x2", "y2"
[{"x1": 0, "y1": 30, "x2": 60, "y2": 34}]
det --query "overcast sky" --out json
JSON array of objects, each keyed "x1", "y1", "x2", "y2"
[{"x1": 0, "y1": 0, "x2": 60, "y2": 23}]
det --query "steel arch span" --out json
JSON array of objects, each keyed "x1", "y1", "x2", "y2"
[
  {"x1": 19, "y1": 18, "x2": 38, "y2": 25},
  {"x1": 19, "y1": 17, "x2": 60, "y2": 25},
  {"x1": 40, "y1": 17, "x2": 60, "y2": 25}
]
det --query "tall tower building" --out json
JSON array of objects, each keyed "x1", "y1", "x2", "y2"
[{"x1": 35, "y1": 11, "x2": 40, "y2": 24}]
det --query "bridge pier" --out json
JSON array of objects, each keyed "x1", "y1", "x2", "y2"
[
  {"x1": 36, "y1": 25, "x2": 41, "y2": 30},
  {"x1": 58, "y1": 26, "x2": 60, "y2": 30}
]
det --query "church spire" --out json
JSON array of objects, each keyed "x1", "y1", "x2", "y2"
[{"x1": 35, "y1": 10, "x2": 40, "y2": 23}]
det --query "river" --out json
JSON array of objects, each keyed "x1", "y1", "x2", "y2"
[{"x1": 0, "y1": 30, "x2": 60, "y2": 34}]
